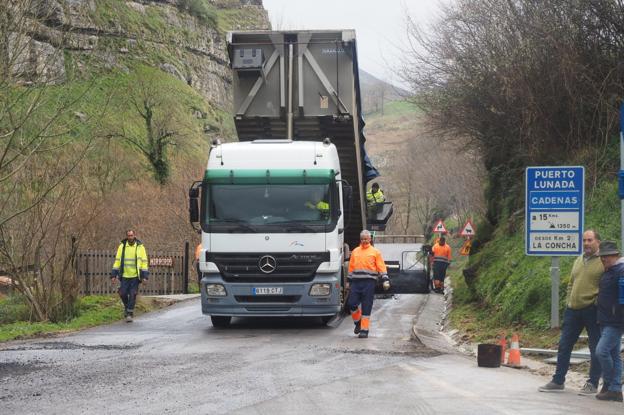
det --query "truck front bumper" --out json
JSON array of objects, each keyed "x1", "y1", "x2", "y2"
[{"x1": 200, "y1": 273, "x2": 341, "y2": 317}]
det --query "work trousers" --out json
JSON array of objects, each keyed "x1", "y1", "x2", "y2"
[
  {"x1": 596, "y1": 325, "x2": 623, "y2": 392},
  {"x1": 433, "y1": 261, "x2": 449, "y2": 281},
  {"x1": 347, "y1": 279, "x2": 376, "y2": 316},
  {"x1": 552, "y1": 305, "x2": 601, "y2": 386},
  {"x1": 118, "y1": 277, "x2": 140, "y2": 315}
]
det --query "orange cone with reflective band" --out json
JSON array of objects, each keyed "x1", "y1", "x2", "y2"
[
  {"x1": 506, "y1": 333, "x2": 521, "y2": 367},
  {"x1": 499, "y1": 333, "x2": 507, "y2": 365}
]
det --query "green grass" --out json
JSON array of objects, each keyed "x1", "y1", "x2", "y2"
[
  {"x1": 366, "y1": 100, "x2": 420, "y2": 120},
  {"x1": 449, "y1": 179, "x2": 620, "y2": 347},
  {"x1": 364, "y1": 100, "x2": 421, "y2": 133},
  {"x1": 0, "y1": 295, "x2": 164, "y2": 342}
]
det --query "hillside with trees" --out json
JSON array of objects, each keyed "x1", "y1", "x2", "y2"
[
  {"x1": 0, "y1": 0, "x2": 269, "y2": 321},
  {"x1": 400, "y1": 0, "x2": 624, "y2": 333}
]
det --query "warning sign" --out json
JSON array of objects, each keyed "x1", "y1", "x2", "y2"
[
  {"x1": 460, "y1": 239, "x2": 472, "y2": 256},
  {"x1": 459, "y1": 220, "x2": 476, "y2": 237},
  {"x1": 433, "y1": 220, "x2": 447, "y2": 234}
]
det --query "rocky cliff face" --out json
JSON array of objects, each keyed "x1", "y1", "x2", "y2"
[{"x1": 16, "y1": 0, "x2": 269, "y2": 108}]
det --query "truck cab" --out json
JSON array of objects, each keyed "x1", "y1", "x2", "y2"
[{"x1": 191, "y1": 139, "x2": 349, "y2": 326}]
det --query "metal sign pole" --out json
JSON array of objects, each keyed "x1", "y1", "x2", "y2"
[
  {"x1": 620, "y1": 103, "x2": 624, "y2": 248},
  {"x1": 550, "y1": 256, "x2": 560, "y2": 328}
]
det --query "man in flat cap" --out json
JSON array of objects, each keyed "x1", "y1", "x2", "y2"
[{"x1": 595, "y1": 240, "x2": 624, "y2": 402}]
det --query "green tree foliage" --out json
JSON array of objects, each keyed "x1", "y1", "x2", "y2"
[
  {"x1": 119, "y1": 67, "x2": 197, "y2": 185},
  {"x1": 402, "y1": 0, "x2": 624, "y2": 229}
]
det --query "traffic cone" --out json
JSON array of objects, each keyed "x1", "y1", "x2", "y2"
[
  {"x1": 506, "y1": 333, "x2": 521, "y2": 367},
  {"x1": 499, "y1": 333, "x2": 507, "y2": 365}
]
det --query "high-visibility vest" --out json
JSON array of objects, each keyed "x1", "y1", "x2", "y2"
[
  {"x1": 348, "y1": 244, "x2": 388, "y2": 280},
  {"x1": 112, "y1": 240, "x2": 148, "y2": 278},
  {"x1": 306, "y1": 200, "x2": 329, "y2": 213},
  {"x1": 316, "y1": 201, "x2": 329, "y2": 212},
  {"x1": 432, "y1": 243, "x2": 452, "y2": 264},
  {"x1": 366, "y1": 189, "x2": 385, "y2": 206}
]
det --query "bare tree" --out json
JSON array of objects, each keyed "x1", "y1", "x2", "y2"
[
  {"x1": 0, "y1": 0, "x2": 97, "y2": 228},
  {"x1": 0, "y1": 1, "x2": 113, "y2": 321},
  {"x1": 0, "y1": 159, "x2": 101, "y2": 321},
  {"x1": 401, "y1": 0, "x2": 624, "y2": 228}
]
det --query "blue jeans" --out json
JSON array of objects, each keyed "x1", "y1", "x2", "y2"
[
  {"x1": 552, "y1": 306, "x2": 601, "y2": 386},
  {"x1": 596, "y1": 326, "x2": 623, "y2": 392},
  {"x1": 118, "y1": 277, "x2": 140, "y2": 315}
]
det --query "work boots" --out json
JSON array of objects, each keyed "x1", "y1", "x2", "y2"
[
  {"x1": 354, "y1": 320, "x2": 361, "y2": 334},
  {"x1": 125, "y1": 312, "x2": 134, "y2": 323},
  {"x1": 358, "y1": 330, "x2": 369, "y2": 338},
  {"x1": 596, "y1": 390, "x2": 623, "y2": 402}
]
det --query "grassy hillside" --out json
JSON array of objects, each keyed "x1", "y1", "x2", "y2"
[{"x1": 451, "y1": 179, "x2": 620, "y2": 346}]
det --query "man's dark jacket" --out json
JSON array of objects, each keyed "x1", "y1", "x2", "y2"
[{"x1": 597, "y1": 261, "x2": 624, "y2": 328}]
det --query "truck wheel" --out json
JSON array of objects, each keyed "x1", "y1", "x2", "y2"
[{"x1": 210, "y1": 316, "x2": 231, "y2": 328}]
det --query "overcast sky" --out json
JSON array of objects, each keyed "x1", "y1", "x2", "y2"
[{"x1": 261, "y1": 0, "x2": 446, "y2": 87}]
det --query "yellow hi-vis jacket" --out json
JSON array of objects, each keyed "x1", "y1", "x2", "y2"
[
  {"x1": 432, "y1": 242, "x2": 452, "y2": 264},
  {"x1": 366, "y1": 189, "x2": 385, "y2": 206},
  {"x1": 305, "y1": 200, "x2": 330, "y2": 214},
  {"x1": 112, "y1": 240, "x2": 149, "y2": 279},
  {"x1": 348, "y1": 244, "x2": 388, "y2": 281}
]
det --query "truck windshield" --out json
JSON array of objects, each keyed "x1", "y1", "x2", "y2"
[{"x1": 203, "y1": 183, "x2": 336, "y2": 231}]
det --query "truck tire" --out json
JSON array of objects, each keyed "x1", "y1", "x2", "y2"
[{"x1": 210, "y1": 316, "x2": 231, "y2": 328}]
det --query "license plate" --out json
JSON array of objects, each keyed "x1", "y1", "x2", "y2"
[{"x1": 253, "y1": 287, "x2": 283, "y2": 295}]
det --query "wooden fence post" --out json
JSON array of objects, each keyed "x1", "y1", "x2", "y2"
[{"x1": 183, "y1": 241, "x2": 189, "y2": 294}]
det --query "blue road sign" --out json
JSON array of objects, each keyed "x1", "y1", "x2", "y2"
[{"x1": 525, "y1": 166, "x2": 584, "y2": 256}]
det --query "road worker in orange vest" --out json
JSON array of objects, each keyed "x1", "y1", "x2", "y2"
[
  {"x1": 347, "y1": 230, "x2": 390, "y2": 338},
  {"x1": 431, "y1": 236, "x2": 451, "y2": 293}
]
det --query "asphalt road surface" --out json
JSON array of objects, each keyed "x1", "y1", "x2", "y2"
[{"x1": 1, "y1": 294, "x2": 622, "y2": 414}]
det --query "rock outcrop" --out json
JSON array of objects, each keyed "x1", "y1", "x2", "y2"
[{"x1": 12, "y1": 0, "x2": 270, "y2": 107}]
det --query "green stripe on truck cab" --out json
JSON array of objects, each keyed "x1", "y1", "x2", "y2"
[{"x1": 203, "y1": 169, "x2": 335, "y2": 184}]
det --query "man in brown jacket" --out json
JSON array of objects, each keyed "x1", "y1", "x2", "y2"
[{"x1": 539, "y1": 229, "x2": 603, "y2": 394}]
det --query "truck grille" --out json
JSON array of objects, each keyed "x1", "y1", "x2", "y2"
[{"x1": 207, "y1": 252, "x2": 330, "y2": 282}]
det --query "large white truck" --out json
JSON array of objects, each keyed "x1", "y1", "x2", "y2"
[{"x1": 189, "y1": 30, "x2": 411, "y2": 327}]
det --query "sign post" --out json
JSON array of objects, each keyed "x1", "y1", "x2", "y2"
[
  {"x1": 620, "y1": 103, "x2": 624, "y2": 250},
  {"x1": 526, "y1": 166, "x2": 584, "y2": 329}
]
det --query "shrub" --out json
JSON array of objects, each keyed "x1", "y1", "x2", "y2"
[{"x1": 178, "y1": 0, "x2": 218, "y2": 26}]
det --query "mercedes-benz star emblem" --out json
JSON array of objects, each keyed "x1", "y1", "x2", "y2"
[{"x1": 258, "y1": 255, "x2": 277, "y2": 274}]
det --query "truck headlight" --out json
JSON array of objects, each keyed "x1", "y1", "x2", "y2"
[
  {"x1": 309, "y1": 283, "x2": 331, "y2": 296},
  {"x1": 206, "y1": 284, "x2": 227, "y2": 296}
]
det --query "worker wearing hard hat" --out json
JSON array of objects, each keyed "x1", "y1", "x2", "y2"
[{"x1": 347, "y1": 230, "x2": 390, "y2": 338}]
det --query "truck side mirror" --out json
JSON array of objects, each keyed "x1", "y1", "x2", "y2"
[{"x1": 189, "y1": 181, "x2": 201, "y2": 225}]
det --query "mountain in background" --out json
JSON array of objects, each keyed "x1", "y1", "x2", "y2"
[{"x1": 359, "y1": 69, "x2": 410, "y2": 115}]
